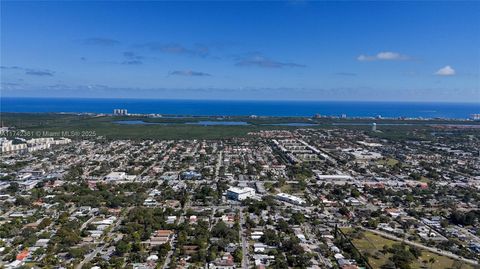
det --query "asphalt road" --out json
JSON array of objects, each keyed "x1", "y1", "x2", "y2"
[
  {"x1": 238, "y1": 207, "x2": 249, "y2": 269},
  {"x1": 76, "y1": 208, "x2": 130, "y2": 269}
]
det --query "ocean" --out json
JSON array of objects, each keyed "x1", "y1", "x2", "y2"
[{"x1": 1, "y1": 97, "x2": 479, "y2": 119}]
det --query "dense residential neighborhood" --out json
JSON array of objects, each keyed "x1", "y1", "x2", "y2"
[
  {"x1": 2, "y1": 0, "x2": 480, "y2": 267},
  {"x1": 1, "y1": 126, "x2": 479, "y2": 269}
]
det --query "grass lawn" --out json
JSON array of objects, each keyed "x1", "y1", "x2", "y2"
[
  {"x1": 377, "y1": 158, "x2": 399, "y2": 167},
  {"x1": 419, "y1": 176, "x2": 431, "y2": 184},
  {"x1": 280, "y1": 184, "x2": 292, "y2": 193},
  {"x1": 342, "y1": 229, "x2": 473, "y2": 269}
]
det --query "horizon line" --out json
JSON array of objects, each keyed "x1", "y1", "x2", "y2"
[{"x1": 1, "y1": 96, "x2": 479, "y2": 105}]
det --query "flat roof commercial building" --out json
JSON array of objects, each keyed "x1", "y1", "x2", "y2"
[
  {"x1": 226, "y1": 186, "x2": 255, "y2": 201},
  {"x1": 276, "y1": 192, "x2": 306, "y2": 206}
]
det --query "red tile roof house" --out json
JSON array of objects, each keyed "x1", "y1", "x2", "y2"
[
  {"x1": 148, "y1": 230, "x2": 174, "y2": 246},
  {"x1": 16, "y1": 249, "x2": 30, "y2": 261}
]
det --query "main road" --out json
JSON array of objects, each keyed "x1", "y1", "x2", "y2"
[{"x1": 238, "y1": 206, "x2": 249, "y2": 269}]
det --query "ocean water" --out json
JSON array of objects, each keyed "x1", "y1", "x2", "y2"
[{"x1": 1, "y1": 97, "x2": 479, "y2": 119}]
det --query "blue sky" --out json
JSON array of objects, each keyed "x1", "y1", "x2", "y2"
[{"x1": 1, "y1": 1, "x2": 479, "y2": 102}]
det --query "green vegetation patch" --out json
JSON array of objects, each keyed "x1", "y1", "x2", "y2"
[
  {"x1": 3, "y1": 112, "x2": 478, "y2": 140},
  {"x1": 377, "y1": 158, "x2": 400, "y2": 167},
  {"x1": 342, "y1": 229, "x2": 473, "y2": 269}
]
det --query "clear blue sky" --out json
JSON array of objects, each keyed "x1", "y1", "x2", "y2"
[{"x1": 1, "y1": 1, "x2": 479, "y2": 102}]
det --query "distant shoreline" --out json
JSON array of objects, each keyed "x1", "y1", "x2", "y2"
[
  {"x1": 1, "y1": 112, "x2": 480, "y2": 126},
  {"x1": 1, "y1": 97, "x2": 479, "y2": 120}
]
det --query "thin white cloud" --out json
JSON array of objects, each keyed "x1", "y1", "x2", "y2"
[
  {"x1": 169, "y1": 70, "x2": 211, "y2": 77},
  {"x1": 435, "y1": 65, "x2": 455, "y2": 76},
  {"x1": 1, "y1": 66, "x2": 55, "y2": 76},
  {"x1": 235, "y1": 53, "x2": 305, "y2": 68},
  {"x1": 357, "y1": 51, "x2": 409, "y2": 61}
]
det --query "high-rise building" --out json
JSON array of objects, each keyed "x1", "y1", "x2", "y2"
[{"x1": 113, "y1": 109, "x2": 128, "y2": 116}]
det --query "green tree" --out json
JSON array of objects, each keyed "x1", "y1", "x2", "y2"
[
  {"x1": 116, "y1": 240, "x2": 131, "y2": 255},
  {"x1": 233, "y1": 248, "x2": 243, "y2": 263}
]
